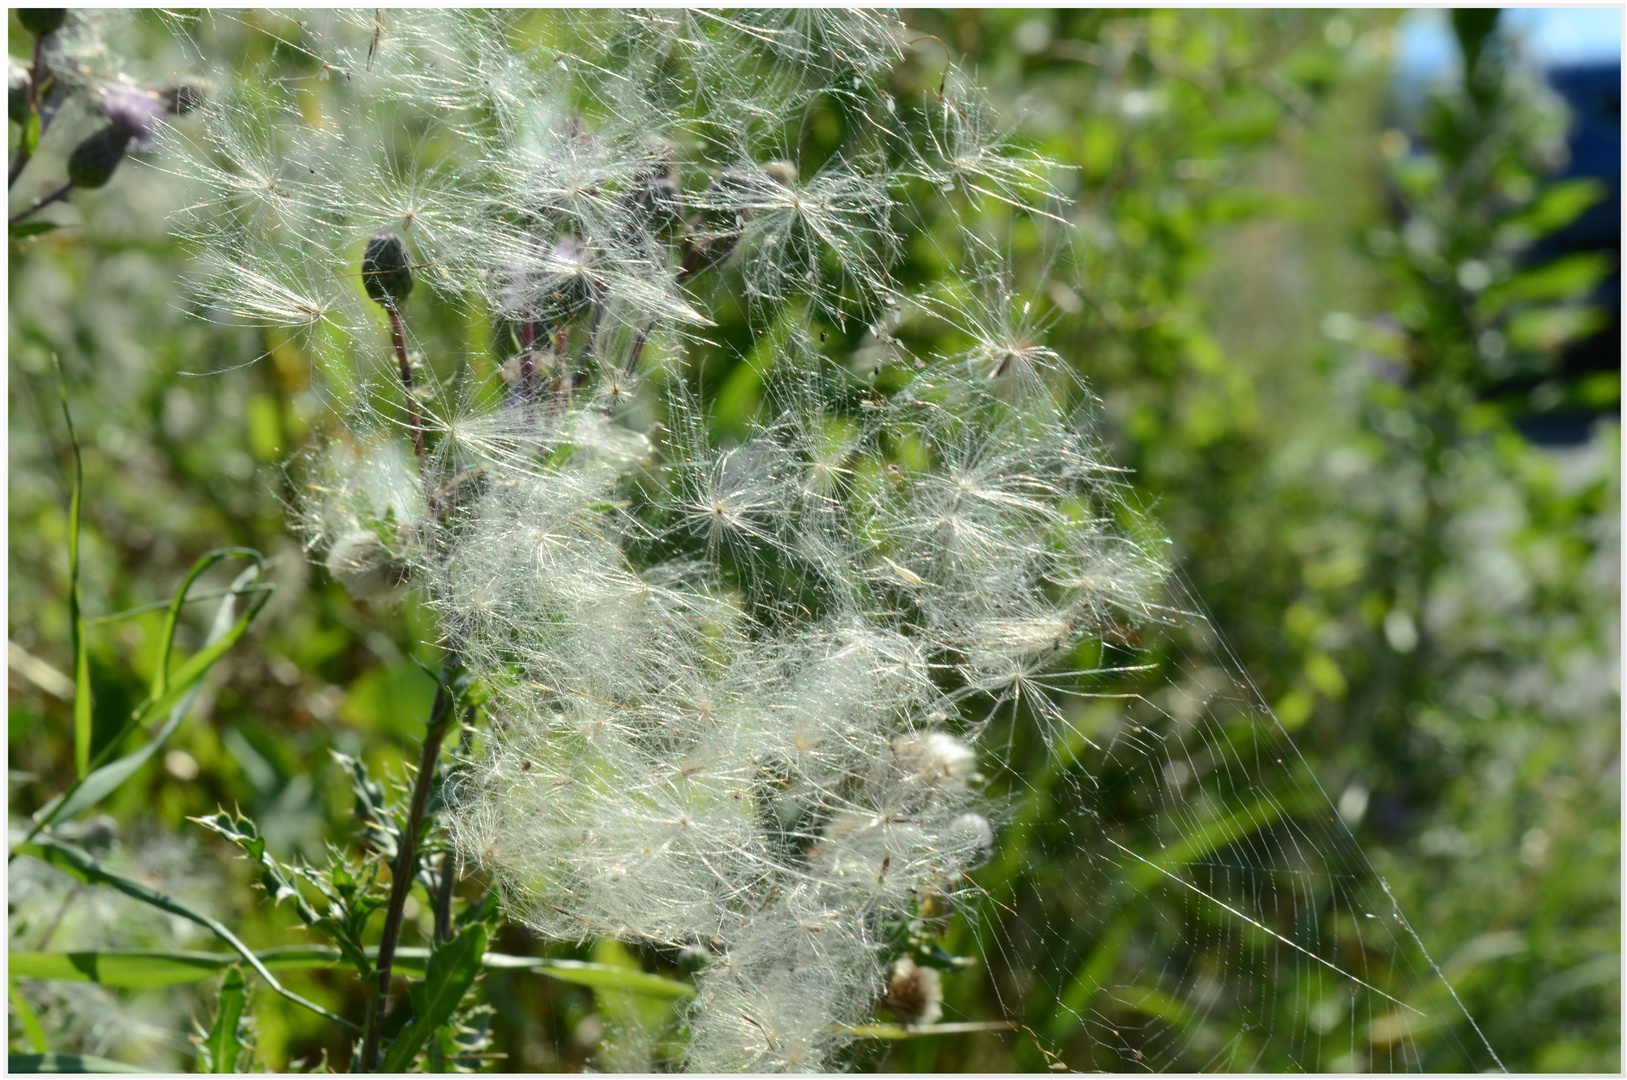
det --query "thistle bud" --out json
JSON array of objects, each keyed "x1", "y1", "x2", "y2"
[
  {"x1": 100, "y1": 83, "x2": 166, "y2": 147},
  {"x1": 66, "y1": 124, "x2": 132, "y2": 189},
  {"x1": 361, "y1": 231, "x2": 413, "y2": 308},
  {"x1": 18, "y1": 9, "x2": 66, "y2": 38}
]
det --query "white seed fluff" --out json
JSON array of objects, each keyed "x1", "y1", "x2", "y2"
[{"x1": 169, "y1": 10, "x2": 1167, "y2": 1070}]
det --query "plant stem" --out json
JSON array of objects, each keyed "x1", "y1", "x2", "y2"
[
  {"x1": 358, "y1": 668, "x2": 458, "y2": 1071},
  {"x1": 10, "y1": 180, "x2": 74, "y2": 225},
  {"x1": 8, "y1": 37, "x2": 45, "y2": 188},
  {"x1": 518, "y1": 319, "x2": 537, "y2": 403},
  {"x1": 387, "y1": 305, "x2": 427, "y2": 474},
  {"x1": 433, "y1": 851, "x2": 456, "y2": 943}
]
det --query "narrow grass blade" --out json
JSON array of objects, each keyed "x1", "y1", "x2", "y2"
[
  {"x1": 9, "y1": 980, "x2": 49, "y2": 1052},
  {"x1": 840, "y1": 1020, "x2": 1018, "y2": 1039},
  {"x1": 27, "y1": 562, "x2": 267, "y2": 841},
  {"x1": 7, "y1": 946, "x2": 342, "y2": 988},
  {"x1": 10, "y1": 945, "x2": 695, "y2": 1000},
  {"x1": 52, "y1": 360, "x2": 90, "y2": 779},
  {"x1": 9, "y1": 1054, "x2": 145, "y2": 1073},
  {"x1": 483, "y1": 956, "x2": 694, "y2": 999}
]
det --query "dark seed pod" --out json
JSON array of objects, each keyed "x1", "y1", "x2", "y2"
[
  {"x1": 9, "y1": 60, "x2": 29, "y2": 126},
  {"x1": 160, "y1": 80, "x2": 208, "y2": 116},
  {"x1": 66, "y1": 124, "x2": 132, "y2": 189},
  {"x1": 361, "y1": 231, "x2": 413, "y2": 307},
  {"x1": 18, "y1": 9, "x2": 66, "y2": 38}
]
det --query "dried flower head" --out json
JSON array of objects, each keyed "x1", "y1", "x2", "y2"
[{"x1": 169, "y1": 10, "x2": 1165, "y2": 1070}]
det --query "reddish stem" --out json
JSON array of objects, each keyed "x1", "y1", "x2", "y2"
[{"x1": 388, "y1": 306, "x2": 427, "y2": 474}]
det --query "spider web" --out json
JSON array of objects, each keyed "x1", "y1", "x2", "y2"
[{"x1": 928, "y1": 566, "x2": 1505, "y2": 1073}]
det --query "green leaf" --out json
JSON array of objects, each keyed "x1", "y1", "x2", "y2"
[
  {"x1": 1483, "y1": 253, "x2": 1611, "y2": 310},
  {"x1": 22, "y1": 111, "x2": 40, "y2": 156},
  {"x1": 52, "y1": 361, "x2": 90, "y2": 780},
  {"x1": 9, "y1": 221, "x2": 59, "y2": 239},
  {"x1": 196, "y1": 966, "x2": 250, "y2": 1073},
  {"x1": 840, "y1": 1020, "x2": 1018, "y2": 1039},
  {"x1": 9, "y1": 979, "x2": 49, "y2": 1052},
  {"x1": 8, "y1": 947, "x2": 340, "y2": 989},
  {"x1": 151, "y1": 550, "x2": 264, "y2": 703},
  {"x1": 9, "y1": 1054, "x2": 145, "y2": 1074},
  {"x1": 499, "y1": 957, "x2": 695, "y2": 1000},
  {"x1": 11, "y1": 840, "x2": 358, "y2": 1032},
  {"x1": 590, "y1": 939, "x2": 678, "y2": 1042},
  {"x1": 29, "y1": 561, "x2": 266, "y2": 838},
  {"x1": 1507, "y1": 177, "x2": 1605, "y2": 236},
  {"x1": 9, "y1": 945, "x2": 695, "y2": 999},
  {"x1": 377, "y1": 923, "x2": 489, "y2": 1074}
]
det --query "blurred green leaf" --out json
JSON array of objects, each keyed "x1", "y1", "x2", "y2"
[
  {"x1": 1482, "y1": 253, "x2": 1611, "y2": 311},
  {"x1": 52, "y1": 362, "x2": 90, "y2": 780},
  {"x1": 340, "y1": 664, "x2": 437, "y2": 737},
  {"x1": 9, "y1": 980, "x2": 50, "y2": 1052},
  {"x1": 9, "y1": 1054, "x2": 144, "y2": 1074},
  {"x1": 8, "y1": 947, "x2": 339, "y2": 988},
  {"x1": 1506, "y1": 178, "x2": 1605, "y2": 236},
  {"x1": 29, "y1": 560, "x2": 267, "y2": 838}
]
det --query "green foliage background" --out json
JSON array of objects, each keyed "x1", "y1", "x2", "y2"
[{"x1": 8, "y1": 9, "x2": 1617, "y2": 1072}]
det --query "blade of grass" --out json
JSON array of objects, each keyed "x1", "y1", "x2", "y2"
[
  {"x1": 9, "y1": 980, "x2": 50, "y2": 1052},
  {"x1": 149, "y1": 549, "x2": 263, "y2": 703},
  {"x1": 25, "y1": 562, "x2": 268, "y2": 842},
  {"x1": 13, "y1": 839, "x2": 358, "y2": 1032},
  {"x1": 8, "y1": 947, "x2": 343, "y2": 988},
  {"x1": 9, "y1": 1053, "x2": 145, "y2": 1074},
  {"x1": 484, "y1": 956, "x2": 695, "y2": 999},
  {"x1": 10, "y1": 946, "x2": 697, "y2": 998},
  {"x1": 52, "y1": 358, "x2": 90, "y2": 779},
  {"x1": 840, "y1": 1020, "x2": 1019, "y2": 1039}
]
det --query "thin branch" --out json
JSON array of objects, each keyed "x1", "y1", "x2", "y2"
[
  {"x1": 8, "y1": 36, "x2": 46, "y2": 188},
  {"x1": 10, "y1": 179, "x2": 74, "y2": 225}
]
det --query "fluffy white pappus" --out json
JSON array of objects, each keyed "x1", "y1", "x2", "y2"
[
  {"x1": 682, "y1": 890, "x2": 885, "y2": 1073},
  {"x1": 892, "y1": 730, "x2": 977, "y2": 792},
  {"x1": 168, "y1": 8, "x2": 1175, "y2": 1070},
  {"x1": 295, "y1": 431, "x2": 425, "y2": 591}
]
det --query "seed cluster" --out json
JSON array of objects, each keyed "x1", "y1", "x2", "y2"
[{"x1": 167, "y1": 11, "x2": 1165, "y2": 1070}]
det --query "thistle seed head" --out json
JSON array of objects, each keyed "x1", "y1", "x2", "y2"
[
  {"x1": 165, "y1": 12, "x2": 1169, "y2": 1068},
  {"x1": 324, "y1": 528, "x2": 410, "y2": 602},
  {"x1": 883, "y1": 955, "x2": 943, "y2": 1028}
]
